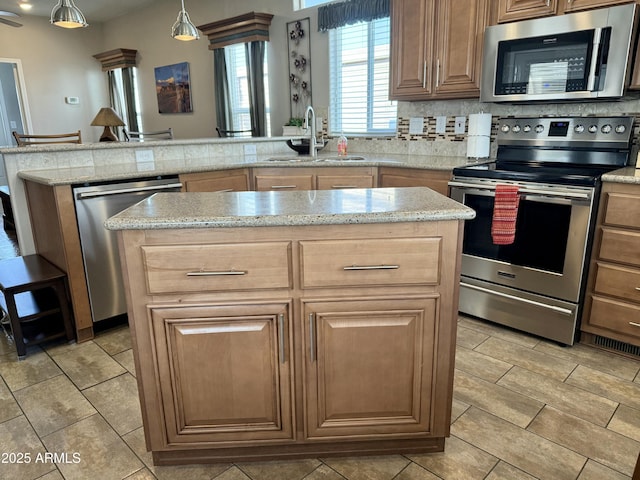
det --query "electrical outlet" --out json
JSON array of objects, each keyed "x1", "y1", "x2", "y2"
[
  {"x1": 435, "y1": 116, "x2": 447, "y2": 134},
  {"x1": 454, "y1": 116, "x2": 466, "y2": 134}
]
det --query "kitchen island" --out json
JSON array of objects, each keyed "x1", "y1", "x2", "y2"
[{"x1": 105, "y1": 187, "x2": 474, "y2": 465}]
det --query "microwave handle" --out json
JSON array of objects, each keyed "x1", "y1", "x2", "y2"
[{"x1": 587, "y1": 27, "x2": 611, "y2": 91}]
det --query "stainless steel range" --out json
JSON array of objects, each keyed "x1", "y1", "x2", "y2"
[{"x1": 449, "y1": 116, "x2": 634, "y2": 345}]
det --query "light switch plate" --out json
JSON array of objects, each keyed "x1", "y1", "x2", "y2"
[
  {"x1": 454, "y1": 116, "x2": 466, "y2": 134},
  {"x1": 435, "y1": 116, "x2": 447, "y2": 134}
]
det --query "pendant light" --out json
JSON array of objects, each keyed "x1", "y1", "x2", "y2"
[
  {"x1": 171, "y1": 0, "x2": 199, "y2": 41},
  {"x1": 50, "y1": 0, "x2": 87, "y2": 29}
]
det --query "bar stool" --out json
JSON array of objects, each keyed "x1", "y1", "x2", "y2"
[{"x1": 0, "y1": 255, "x2": 75, "y2": 359}]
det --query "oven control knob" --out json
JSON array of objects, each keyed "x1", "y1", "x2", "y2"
[
  {"x1": 615, "y1": 124, "x2": 627, "y2": 134},
  {"x1": 601, "y1": 124, "x2": 612, "y2": 134},
  {"x1": 511, "y1": 125, "x2": 521, "y2": 133},
  {"x1": 501, "y1": 124, "x2": 510, "y2": 133},
  {"x1": 574, "y1": 124, "x2": 585, "y2": 133},
  {"x1": 523, "y1": 125, "x2": 531, "y2": 132},
  {"x1": 535, "y1": 124, "x2": 544, "y2": 133},
  {"x1": 588, "y1": 125, "x2": 598, "y2": 133}
]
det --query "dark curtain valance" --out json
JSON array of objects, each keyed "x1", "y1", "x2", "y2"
[{"x1": 317, "y1": 0, "x2": 389, "y2": 32}]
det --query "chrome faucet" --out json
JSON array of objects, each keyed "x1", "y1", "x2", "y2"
[{"x1": 304, "y1": 105, "x2": 323, "y2": 157}]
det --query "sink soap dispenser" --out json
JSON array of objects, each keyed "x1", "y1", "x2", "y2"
[{"x1": 337, "y1": 134, "x2": 348, "y2": 156}]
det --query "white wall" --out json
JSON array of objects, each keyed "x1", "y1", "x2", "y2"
[{"x1": 0, "y1": 15, "x2": 107, "y2": 142}]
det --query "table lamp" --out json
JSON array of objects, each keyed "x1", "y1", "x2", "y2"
[{"x1": 91, "y1": 107, "x2": 125, "y2": 142}]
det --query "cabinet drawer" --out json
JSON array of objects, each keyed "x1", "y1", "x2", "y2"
[
  {"x1": 593, "y1": 262, "x2": 640, "y2": 304},
  {"x1": 300, "y1": 238, "x2": 441, "y2": 288},
  {"x1": 315, "y1": 174, "x2": 374, "y2": 190},
  {"x1": 254, "y1": 174, "x2": 313, "y2": 191},
  {"x1": 142, "y1": 242, "x2": 291, "y2": 294},
  {"x1": 603, "y1": 192, "x2": 640, "y2": 229},
  {"x1": 589, "y1": 295, "x2": 640, "y2": 341},
  {"x1": 599, "y1": 228, "x2": 640, "y2": 267}
]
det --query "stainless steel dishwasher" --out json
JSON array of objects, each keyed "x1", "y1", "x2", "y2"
[{"x1": 73, "y1": 177, "x2": 182, "y2": 322}]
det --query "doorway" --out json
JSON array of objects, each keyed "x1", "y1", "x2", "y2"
[{"x1": 0, "y1": 58, "x2": 31, "y2": 186}]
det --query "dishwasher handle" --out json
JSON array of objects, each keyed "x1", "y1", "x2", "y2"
[{"x1": 76, "y1": 182, "x2": 183, "y2": 199}]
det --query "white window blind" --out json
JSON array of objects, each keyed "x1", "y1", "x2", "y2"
[
  {"x1": 224, "y1": 44, "x2": 271, "y2": 136},
  {"x1": 329, "y1": 17, "x2": 397, "y2": 136}
]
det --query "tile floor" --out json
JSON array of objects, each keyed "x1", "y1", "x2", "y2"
[
  {"x1": 1, "y1": 221, "x2": 640, "y2": 479},
  {"x1": 0, "y1": 315, "x2": 638, "y2": 480}
]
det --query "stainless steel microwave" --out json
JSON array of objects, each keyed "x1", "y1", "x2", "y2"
[{"x1": 480, "y1": 3, "x2": 638, "y2": 103}]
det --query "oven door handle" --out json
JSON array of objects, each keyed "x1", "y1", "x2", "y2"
[
  {"x1": 461, "y1": 282, "x2": 574, "y2": 316},
  {"x1": 449, "y1": 181, "x2": 591, "y2": 201}
]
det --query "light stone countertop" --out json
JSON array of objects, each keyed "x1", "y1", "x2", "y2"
[
  {"x1": 104, "y1": 187, "x2": 476, "y2": 230},
  {"x1": 602, "y1": 166, "x2": 640, "y2": 184},
  {"x1": 18, "y1": 153, "x2": 473, "y2": 186}
]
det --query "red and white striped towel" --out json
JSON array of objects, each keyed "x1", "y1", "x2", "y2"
[{"x1": 491, "y1": 184, "x2": 520, "y2": 245}]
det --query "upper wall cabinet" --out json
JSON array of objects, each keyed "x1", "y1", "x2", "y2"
[
  {"x1": 496, "y1": 0, "x2": 635, "y2": 23},
  {"x1": 390, "y1": 0, "x2": 489, "y2": 101}
]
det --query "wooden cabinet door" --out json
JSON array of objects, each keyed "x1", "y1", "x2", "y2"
[
  {"x1": 562, "y1": 0, "x2": 631, "y2": 13},
  {"x1": 180, "y1": 169, "x2": 250, "y2": 192},
  {"x1": 434, "y1": 0, "x2": 489, "y2": 98},
  {"x1": 149, "y1": 302, "x2": 294, "y2": 444},
  {"x1": 389, "y1": 0, "x2": 435, "y2": 100},
  {"x1": 497, "y1": 0, "x2": 558, "y2": 22},
  {"x1": 302, "y1": 297, "x2": 438, "y2": 439}
]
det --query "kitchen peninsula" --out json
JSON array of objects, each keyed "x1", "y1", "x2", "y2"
[
  {"x1": 3, "y1": 138, "x2": 471, "y2": 341},
  {"x1": 105, "y1": 187, "x2": 474, "y2": 464}
]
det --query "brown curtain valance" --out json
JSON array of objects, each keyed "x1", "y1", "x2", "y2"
[
  {"x1": 93, "y1": 49, "x2": 138, "y2": 72},
  {"x1": 198, "y1": 12, "x2": 273, "y2": 50}
]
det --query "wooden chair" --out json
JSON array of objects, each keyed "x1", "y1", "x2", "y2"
[
  {"x1": 12, "y1": 130, "x2": 82, "y2": 146},
  {"x1": 216, "y1": 127, "x2": 252, "y2": 138},
  {"x1": 124, "y1": 128, "x2": 173, "y2": 142}
]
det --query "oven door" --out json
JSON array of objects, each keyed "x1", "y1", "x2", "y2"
[{"x1": 449, "y1": 180, "x2": 595, "y2": 303}]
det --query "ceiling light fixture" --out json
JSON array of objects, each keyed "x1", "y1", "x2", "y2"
[
  {"x1": 171, "y1": 0, "x2": 199, "y2": 41},
  {"x1": 19, "y1": 3, "x2": 32, "y2": 11},
  {"x1": 50, "y1": 0, "x2": 88, "y2": 29}
]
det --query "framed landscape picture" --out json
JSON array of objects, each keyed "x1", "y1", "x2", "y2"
[{"x1": 154, "y1": 62, "x2": 192, "y2": 114}]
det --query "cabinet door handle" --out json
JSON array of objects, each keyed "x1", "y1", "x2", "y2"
[
  {"x1": 309, "y1": 313, "x2": 316, "y2": 362},
  {"x1": 215, "y1": 188, "x2": 234, "y2": 193},
  {"x1": 436, "y1": 59, "x2": 440, "y2": 88},
  {"x1": 343, "y1": 264, "x2": 399, "y2": 271},
  {"x1": 186, "y1": 270, "x2": 247, "y2": 276},
  {"x1": 635, "y1": 287, "x2": 640, "y2": 291},
  {"x1": 271, "y1": 185, "x2": 297, "y2": 189},
  {"x1": 423, "y1": 60, "x2": 427, "y2": 89},
  {"x1": 331, "y1": 185, "x2": 359, "y2": 189},
  {"x1": 630, "y1": 322, "x2": 640, "y2": 328},
  {"x1": 278, "y1": 314, "x2": 286, "y2": 364}
]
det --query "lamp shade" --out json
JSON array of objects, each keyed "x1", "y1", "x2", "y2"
[
  {"x1": 91, "y1": 107, "x2": 125, "y2": 127},
  {"x1": 51, "y1": 0, "x2": 88, "y2": 29},
  {"x1": 172, "y1": 0, "x2": 199, "y2": 41},
  {"x1": 91, "y1": 107, "x2": 125, "y2": 142}
]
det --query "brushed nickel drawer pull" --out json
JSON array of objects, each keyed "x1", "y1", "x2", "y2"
[
  {"x1": 630, "y1": 322, "x2": 640, "y2": 328},
  {"x1": 278, "y1": 314, "x2": 286, "y2": 364},
  {"x1": 331, "y1": 185, "x2": 359, "y2": 189},
  {"x1": 215, "y1": 188, "x2": 234, "y2": 193},
  {"x1": 309, "y1": 313, "x2": 316, "y2": 363},
  {"x1": 186, "y1": 270, "x2": 247, "y2": 276},
  {"x1": 271, "y1": 185, "x2": 297, "y2": 189},
  {"x1": 343, "y1": 264, "x2": 400, "y2": 271},
  {"x1": 635, "y1": 287, "x2": 640, "y2": 291}
]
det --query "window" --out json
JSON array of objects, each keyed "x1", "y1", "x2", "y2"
[
  {"x1": 224, "y1": 43, "x2": 271, "y2": 136},
  {"x1": 329, "y1": 18, "x2": 397, "y2": 136},
  {"x1": 294, "y1": 0, "x2": 332, "y2": 10},
  {"x1": 108, "y1": 67, "x2": 142, "y2": 135}
]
